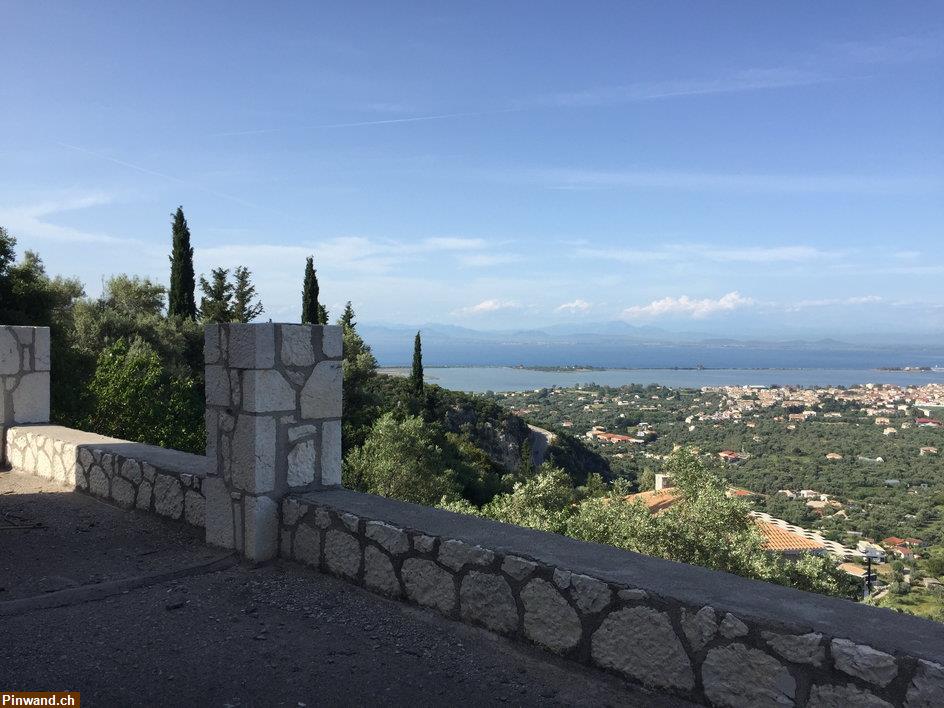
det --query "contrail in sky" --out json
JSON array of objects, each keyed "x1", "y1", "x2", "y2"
[
  {"x1": 56, "y1": 141, "x2": 280, "y2": 213},
  {"x1": 213, "y1": 108, "x2": 522, "y2": 137}
]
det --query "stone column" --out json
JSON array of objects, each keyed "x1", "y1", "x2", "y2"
[
  {"x1": 1, "y1": 325, "x2": 51, "y2": 464},
  {"x1": 203, "y1": 323, "x2": 343, "y2": 561}
]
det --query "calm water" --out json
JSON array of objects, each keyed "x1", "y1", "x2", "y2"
[{"x1": 418, "y1": 367, "x2": 944, "y2": 393}]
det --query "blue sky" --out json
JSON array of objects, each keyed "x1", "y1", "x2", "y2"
[{"x1": 2, "y1": 2, "x2": 942, "y2": 338}]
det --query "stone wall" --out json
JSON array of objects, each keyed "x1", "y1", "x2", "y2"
[
  {"x1": 203, "y1": 323, "x2": 343, "y2": 561},
  {"x1": 1, "y1": 326, "x2": 51, "y2": 461},
  {"x1": 4, "y1": 425, "x2": 208, "y2": 528},
  {"x1": 280, "y1": 489, "x2": 944, "y2": 708}
]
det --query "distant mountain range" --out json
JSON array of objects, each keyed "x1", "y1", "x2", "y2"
[{"x1": 360, "y1": 321, "x2": 944, "y2": 369}]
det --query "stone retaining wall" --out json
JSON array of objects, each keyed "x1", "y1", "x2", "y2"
[
  {"x1": 4, "y1": 425, "x2": 208, "y2": 528},
  {"x1": 280, "y1": 489, "x2": 943, "y2": 708}
]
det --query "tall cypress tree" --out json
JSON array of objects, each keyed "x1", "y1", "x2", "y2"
[
  {"x1": 301, "y1": 256, "x2": 319, "y2": 324},
  {"x1": 168, "y1": 206, "x2": 196, "y2": 319},
  {"x1": 411, "y1": 330, "x2": 424, "y2": 397}
]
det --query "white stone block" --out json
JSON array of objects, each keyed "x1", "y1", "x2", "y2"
[
  {"x1": 11, "y1": 372, "x2": 50, "y2": 423},
  {"x1": 280, "y1": 325, "x2": 315, "y2": 366},
  {"x1": 0, "y1": 328, "x2": 19, "y2": 376},
  {"x1": 232, "y1": 415, "x2": 276, "y2": 493},
  {"x1": 322, "y1": 325, "x2": 342, "y2": 358},
  {"x1": 287, "y1": 439, "x2": 317, "y2": 487},
  {"x1": 33, "y1": 327, "x2": 50, "y2": 371},
  {"x1": 228, "y1": 323, "x2": 275, "y2": 369},
  {"x1": 205, "y1": 365, "x2": 230, "y2": 407},
  {"x1": 204, "y1": 326, "x2": 220, "y2": 364},
  {"x1": 203, "y1": 476, "x2": 233, "y2": 549},
  {"x1": 243, "y1": 494, "x2": 279, "y2": 561},
  {"x1": 300, "y1": 361, "x2": 342, "y2": 419},
  {"x1": 321, "y1": 419, "x2": 341, "y2": 486},
  {"x1": 241, "y1": 369, "x2": 295, "y2": 413}
]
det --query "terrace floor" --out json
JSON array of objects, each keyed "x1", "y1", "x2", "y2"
[{"x1": 0, "y1": 470, "x2": 690, "y2": 707}]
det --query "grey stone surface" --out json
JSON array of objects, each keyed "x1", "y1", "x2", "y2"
[
  {"x1": 313, "y1": 507, "x2": 332, "y2": 529},
  {"x1": 719, "y1": 613, "x2": 748, "y2": 638},
  {"x1": 136, "y1": 480, "x2": 152, "y2": 511},
  {"x1": 227, "y1": 323, "x2": 275, "y2": 369},
  {"x1": 591, "y1": 606, "x2": 694, "y2": 691},
  {"x1": 702, "y1": 643, "x2": 796, "y2": 708},
  {"x1": 0, "y1": 328, "x2": 18, "y2": 375},
  {"x1": 553, "y1": 568, "x2": 571, "y2": 589},
  {"x1": 320, "y1": 419, "x2": 341, "y2": 486},
  {"x1": 501, "y1": 555, "x2": 537, "y2": 581},
  {"x1": 89, "y1": 465, "x2": 109, "y2": 497},
  {"x1": 12, "y1": 372, "x2": 50, "y2": 423},
  {"x1": 364, "y1": 546, "x2": 400, "y2": 597},
  {"x1": 402, "y1": 558, "x2": 456, "y2": 614},
  {"x1": 119, "y1": 459, "x2": 142, "y2": 484},
  {"x1": 243, "y1": 494, "x2": 279, "y2": 562},
  {"x1": 365, "y1": 521, "x2": 410, "y2": 555},
  {"x1": 288, "y1": 424, "x2": 317, "y2": 443},
  {"x1": 906, "y1": 659, "x2": 944, "y2": 707},
  {"x1": 460, "y1": 571, "x2": 518, "y2": 634},
  {"x1": 570, "y1": 573, "x2": 612, "y2": 614},
  {"x1": 324, "y1": 529, "x2": 361, "y2": 580},
  {"x1": 322, "y1": 325, "x2": 342, "y2": 357},
  {"x1": 831, "y1": 638, "x2": 898, "y2": 687},
  {"x1": 241, "y1": 369, "x2": 295, "y2": 413},
  {"x1": 681, "y1": 605, "x2": 717, "y2": 652},
  {"x1": 282, "y1": 498, "x2": 308, "y2": 526},
  {"x1": 203, "y1": 476, "x2": 233, "y2": 549},
  {"x1": 762, "y1": 631, "x2": 824, "y2": 667},
  {"x1": 153, "y1": 474, "x2": 184, "y2": 519},
  {"x1": 413, "y1": 534, "x2": 436, "y2": 553},
  {"x1": 111, "y1": 476, "x2": 135, "y2": 508},
  {"x1": 293, "y1": 524, "x2": 321, "y2": 567},
  {"x1": 34, "y1": 327, "x2": 50, "y2": 370},
  {"x1": 205, "y1": 365, "x2": 230, "y2": 406},
  {"x1": 185, "y1": 490, "x2": 206, "y2": 526},
  {"x1": 438, "y1": 539, "x2": 495, "y2": 571},
  {"x1": 287, "y1": 439, "x2": 317, "y2": 487},
  {"x1": 204, "y1": 325, "x2": 220, "y2": 364},
  {"x1": 808, "y1": 683, "x2": 892, "y2": 708},
  {"x1": 520, "y1": 579, "x2": 581, "y2": 654},
  {"x1": 300, "y1": 360, "x2": 342, "y2": 418},
  {"x1": 280, "y1": 325, "x2": 315, "y2": 366},
  {"x1": 232, "y1": 415, "x2": 276, "y2": 494},
  {"x1": 618, "y1": 588, "x2": 648, "y2": 601},
  {"x1": 341, "y1": 512, "x2": 359, "y2": 532}
]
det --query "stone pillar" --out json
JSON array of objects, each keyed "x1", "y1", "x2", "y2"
[
  {"x1": 203, "y1": 323, "x2": 343, "y2": 561},
  {"x1": 1, "y1": 325, "x2": 51, "y2": 464}
]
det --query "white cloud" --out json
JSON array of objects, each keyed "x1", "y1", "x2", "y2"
[
  {"x1": 0, "y1": 192, "x2": 126, "y2": 244},
  {"x1": 453, "y1": 299, "x2": 520, "y2": 316},
  {"x1": 556, "y1": 299, "x2": 592, "y2": 313},
  {"x1": 623, "y1": 292, "x2": 754, "y2": 320},
  {"x1": 788, "y1": 295, "x2": 883, "y2": 310}
]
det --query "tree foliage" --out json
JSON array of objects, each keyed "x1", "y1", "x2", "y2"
[
  {"x1": 198, "y1": 267, "x2": 232, "y2": 324},
  {"x1": 82, "y1": 339, "x2": 205, "y2": 453},
  {"x1": 231, "y1": 266, "x2": 264, "y2": 323},
  {"x1": 167, "y1": 207, "x2": 196, "y2": 319}
]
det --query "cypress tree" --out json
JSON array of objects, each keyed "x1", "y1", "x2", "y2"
[
  {"x1": 411, "y1": 330, "x2": 424, "y2": 397},
  {"x1": 168, "y1": 206, "x2": 196, "y2": 319},
  {"x1": 301, "y1": 256, "x2": 319, "y2": 324}
]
